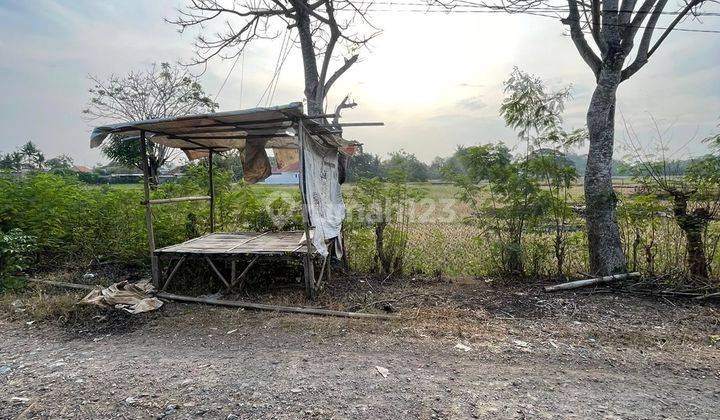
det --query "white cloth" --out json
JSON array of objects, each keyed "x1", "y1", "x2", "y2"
[{"x1": 302, "y1": 133, "x2": 345, "y2": 257}]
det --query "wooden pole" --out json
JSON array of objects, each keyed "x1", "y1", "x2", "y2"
[
  {"x1": 208, "y1": 150, "x2": 215, "y2": 233},
  {"x1": 544, "y1": 272, "x2": 641, "y2": 292},
  {"x1": 26, "y1": 279, "x2": 398, "y2": 320},
  {"x1": 298, "y1": 120, "x2": 316, "y2": 299},
  {"x1": 156, "y1": 292, "x2": 397, "y2": 320},
  {"x1": 141, "y1": 196, "x2": 211, "y2": 205},
  {"x1": 139, "y1": 131, "x2": 159, "y2": 287}
]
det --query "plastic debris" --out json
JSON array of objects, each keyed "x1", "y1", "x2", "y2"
[{"x1": 375, "y1": 366, "x2": 389, "y2": 378}]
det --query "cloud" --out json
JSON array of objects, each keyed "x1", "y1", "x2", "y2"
[
  {"x1": 0, "y1": 2, "x2": 719, "y2": 165},
  {"x1": 456, "y1": 95, "x2": 487, "y2": 111}
]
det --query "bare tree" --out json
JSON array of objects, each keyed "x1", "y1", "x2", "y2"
[
  {"x1": 83, "y1": 62, "x2": 218, "y2": 183},
  {"x1": 168, "y1": 0, "x2": 379, "y2": 116},
  {"x1": 466, "y1": 0, "x2": 715, "y2": 275}
]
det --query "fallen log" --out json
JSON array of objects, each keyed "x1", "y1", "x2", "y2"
[
  {"x1": 544, "y1": 272, "x2": 641, "y2": 292},
  {"x1": 27, "y1": 278, "x2": 397, "y2": 320}
]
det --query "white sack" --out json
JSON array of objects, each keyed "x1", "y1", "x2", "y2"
[{"x1": 302, "y1": 134, "x2": 345, "y2": 257}]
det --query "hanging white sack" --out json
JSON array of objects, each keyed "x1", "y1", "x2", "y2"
[{"x1": 301, "y1": 133, "x2": 345, "y2": 257}]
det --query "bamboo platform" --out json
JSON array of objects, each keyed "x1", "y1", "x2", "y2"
[
  {"x1": 153, "y1": 231, "x2": 325, "y2": 293},
  {"x1": 155, "y1": 231, "x2": 313, "y2": 257}
]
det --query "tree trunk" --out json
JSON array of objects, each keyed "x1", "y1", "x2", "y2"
[
  {"x1": 685, "y1": 224, "x2": 708, "y2": 279},
  {"x1": 292, "y1": 0, "x2": 323, "y2": 116},
  {"x1": 671, "y1": 190, "x2": 709, "y2": 280},
  {"x1": 584, "y1": 65, "x2": 627, "y2": 275},
  {"x1": 505, "y1": 234, "x2": 523, "y2": 276}
]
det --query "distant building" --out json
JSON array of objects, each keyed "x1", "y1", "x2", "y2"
[
  {"x1": 262, "y1": 171, "x2": 299, "y2": 185},
  {"x1": 71, "y1": 165, "x2": 92, "y2": 173},
  {"x1": 261, "y1": 161, "x2": 300, "y2": 185}
]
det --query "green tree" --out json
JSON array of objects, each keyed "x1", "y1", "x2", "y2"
[
  {"x1": 450, "y1": 143, "x2": 548, "y2": 275},
  {"x1": 490, "y1": 0, "x2": 714, "y2": 276},
  {"x1": 347, "y1": 152, "x2": 382, "y2": 182},
  {"x1": 628, "y1": 125, "x2": 720, "y2": 281},
  {"x1": 500, "y1": 68, "x2": 584, "y2": 276},
  {"x1": 20, "y1": 141, "x2": 45, "y2": 170},
  {"x1": 46, "y1": 154, "x2": 74, "y2": 172},
  {"x1": 83, "y1": 62, "x2": 218, "y2": 184},
  {"x1": 381, "y1": 151, "x2": 430, "y2": 182},
  {"x1": 526, "y1": 149, "x2": 579, "y2": 276},
  {"x1": 0, "y1": 152, "x2": 23, "y2": 172}
]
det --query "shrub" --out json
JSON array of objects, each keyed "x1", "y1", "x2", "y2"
[
  {"x1": 0, "y1": 229, "x2": 37, "y2": 292},
  {"x1": 347, "y1": 176, "x2": 425, "y2": 275}
]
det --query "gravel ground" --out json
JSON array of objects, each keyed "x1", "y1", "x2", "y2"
[{"x1": 1, "y1": 275, "x2": 719, "y2": 419}]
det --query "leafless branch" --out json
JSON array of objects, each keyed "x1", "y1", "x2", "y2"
[
  {"x1": 170, "y1": 0, "x2": 377, "y2": 111},
  {"x1": 332, "y1": 94, "x2": 358, "y2": 124},
  {"x1": 562, "y1": 0, "x2": 601, "y2": 77}
]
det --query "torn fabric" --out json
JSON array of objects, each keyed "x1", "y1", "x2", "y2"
[
  {"x1": 242, "y1": 141, "x2": 272, "y2": 184},
  {"x1": 274, "y1": 148, "x2": 300, "y2": 171}
]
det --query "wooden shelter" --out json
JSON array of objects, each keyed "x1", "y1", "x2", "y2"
[{"x1": 90, "y1": 102, "x2": 374, "y2": 298}]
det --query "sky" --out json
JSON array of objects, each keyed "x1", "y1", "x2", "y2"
[{"x1": 1, "y1": 0, "x2": 719, "y2": 166}]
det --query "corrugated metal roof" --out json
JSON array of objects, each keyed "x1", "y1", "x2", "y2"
[{"x1": 89, "y1": 102, "x2": 351, "y2": 156}]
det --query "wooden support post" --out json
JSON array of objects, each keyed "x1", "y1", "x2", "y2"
[
  {"x1": 316, "y1": 255, "x2": 328, "y2": 291},
  {"x1": 139, "y1": 131, "x2": 159, "y2": 287},
  {"x1": 231, "y1": 255, "x2": 259, "y2": 289},
  {"x1": 205, "y1": 256, "x2": 231, "y2": 289},
  {"x1": 162, "y1": 255, "x2": 186, "y2": 291},
  {"x1": 208, "y1": 150, "x2": 215, "y2": 233},
  {"x1": 298, "y1": 121, "x2": 316, "y2": 299}
]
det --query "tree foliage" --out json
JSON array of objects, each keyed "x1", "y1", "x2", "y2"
[
  {"x1": 348, "y1": 176, "x2": 425, "y2": 274},
  {"x1": 445, "y1": 69, "x2": 582, "y2": 276},
  {"x1": 1, "y1": 141, "x2": 49, "y2": 172}
]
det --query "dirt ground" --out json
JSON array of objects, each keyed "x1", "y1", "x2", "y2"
[{"x1": 1, "y1": 273, "x2": 719, "y2": 419}]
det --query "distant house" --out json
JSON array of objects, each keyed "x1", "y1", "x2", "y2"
[
  {"x1": 71, "y1": 165, "x2": 92, "y2": 173},
  {"x1": 261, "y1": 161, "x2": 300, "y2": 185}
]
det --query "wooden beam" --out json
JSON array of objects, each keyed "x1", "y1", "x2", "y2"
[
  {"x1": 317, "y1": 122, "x2": 384, "y2": 127},
  {"x1": 231, "y1": 255, "x2": 260, "y2": 289},
  {"x1": 141, "y1": 196, "x2": 211, "y2": 205},
  {"x1": 156, "y1": 292, "x2": 398, "y2": 320},
  {"x1": 28, "y1": 278, "x2": 95, "y2": 291},
  {"x1": 205, "y1": 256, "x2": 230, "y2": 289},
  {"x1": 208, "y1": 151, "x2": 215, "y2": 233},
  {"x1": 162, "y1": 255, "x2": 186, "y2": 291},
  {"x1": 298, "y1": 120, "x2": 317, "y2": 300},
  {"x1": 544, "y1": 272, "x2": 641, "y2": 292},
  {"x1": 139, "y1": 131, "x2": 159, "y2": 287},
  {"x1": 26, "y1": 279, "x2": 398, "y2": 320}
]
